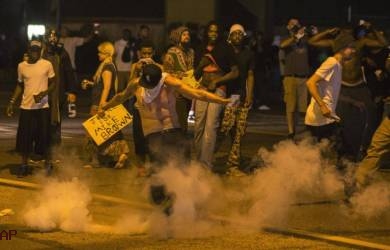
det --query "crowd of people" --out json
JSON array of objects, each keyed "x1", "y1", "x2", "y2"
[{"x1": 3, "y1": 18, "x2": 390, "y2": 211}]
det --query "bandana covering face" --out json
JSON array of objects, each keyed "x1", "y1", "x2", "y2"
[{"x1": 141, "y1": 73, "x2": 168, "y2": 103}]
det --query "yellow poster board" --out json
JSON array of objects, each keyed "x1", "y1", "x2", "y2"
[{"x1": 82, "y1": 104, "x2": 133, "y2": 146}]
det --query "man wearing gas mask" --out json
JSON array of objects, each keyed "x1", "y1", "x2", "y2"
[
  {"x1": 42, "y1": 29, "x2": 78, "y2": 152},
  {"x1": 280, "y1": 18, "x2": 310, "y2": 140}
]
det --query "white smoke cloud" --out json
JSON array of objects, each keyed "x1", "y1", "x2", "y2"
[
  {"x1": 245, "y1": 139, "x2": 344, "y2": 227},
  {"x1": 148, "y1": 162, "x2": 226, "y2": 238},
  {"x1": 21, "y1": 137, "x2": 390, "y2": 237},
  {"x1": 23, "y1": 178, "x2": 92, "y2": 232},
  {"x1": 349, "y1": 182, "x2": 390, "y2": 219}
]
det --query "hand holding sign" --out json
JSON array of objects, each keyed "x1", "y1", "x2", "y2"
[{"x1": 83, "y1": 104, "x2": 133, "y2": 145}]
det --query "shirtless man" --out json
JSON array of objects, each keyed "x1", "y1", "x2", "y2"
[
  {"x1": 99, "y1": 64, "x2": 230, "y2": 215},
  {"x1": 309, "y1": 21, "x2": 387, "y2": 160}
]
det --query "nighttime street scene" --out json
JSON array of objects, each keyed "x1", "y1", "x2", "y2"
[{"x1": 1, "y1": 0, "x2": 390, "y2": 249}]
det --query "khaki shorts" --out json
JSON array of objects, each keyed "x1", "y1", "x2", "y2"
[{"x1": 283, "y1": 76, "x2": 308, "y2": 113}]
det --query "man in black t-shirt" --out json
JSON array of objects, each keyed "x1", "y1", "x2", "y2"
[{"x1": 220, "y1": 24, "x2": 255, "y2": 176}]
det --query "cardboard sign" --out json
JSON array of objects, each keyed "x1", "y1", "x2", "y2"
[{"x1": 82, "y1": 104, "x2": 133, "y2": 146}]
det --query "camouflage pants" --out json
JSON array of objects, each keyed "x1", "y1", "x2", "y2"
[{"x1": 220, "y1": 106, "x2": 249, "y2": 166}]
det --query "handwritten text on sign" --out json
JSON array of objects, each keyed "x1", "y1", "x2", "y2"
[{"x1": 82, "y1": 104, "x2": 133, "y2": 145}]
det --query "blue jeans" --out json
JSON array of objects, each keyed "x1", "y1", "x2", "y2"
[{"x1": 194, "y1": 88, "x2": 225, "y2": 168}]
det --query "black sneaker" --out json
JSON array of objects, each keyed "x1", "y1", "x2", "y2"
[
  {"x1": 17, "y1": 165, "x2": 30, "y2": 178},
  {"x1": 287, "y1": 132, "x2": 295, "y2": 140}
]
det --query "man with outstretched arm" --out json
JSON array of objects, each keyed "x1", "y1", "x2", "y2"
[{"x1": 99, "y1": 64, "x2": 230, "y2": 215}]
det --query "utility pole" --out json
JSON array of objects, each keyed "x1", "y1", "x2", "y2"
[{"x1": 55, "y1": 0, "x2": 61, "y2": 30}]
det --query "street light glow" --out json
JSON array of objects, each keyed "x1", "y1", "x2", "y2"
[{"x1": 27, "y1": 24, "x2": 46, "y2": 40}]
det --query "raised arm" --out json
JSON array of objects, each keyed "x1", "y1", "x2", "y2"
[
  {"x1": 280, "y1": 36, "x2": 297, "y2": 49},
  {"x1": 308, "y1": 28, "x2": 338, "y2": 48},
  {"x1": 129, "y1": 63, "x2": 139, "y2": 81},
  {"x1": 165, "y1": 75, "x2": 230, "y2": 105},
  {"x1": 362, "y1": 30, "x2": 388, "y2": 49},
  {"x1": 101, "y1": 78, "x2": 138, "y2": 110}
]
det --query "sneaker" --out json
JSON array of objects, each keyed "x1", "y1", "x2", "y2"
[
  {"x1": 114, "y1": 154, "x2": 128, "y2": 169},
  {"x1": 29, "y1": 159, "x2": 45, "y2": 166},
  {"x1": 226, "y1": 166, "x2": 246, "y2": 177},
  {"x1": 258, "y1": 105, "x2": 271, "y2": 111},
  {"x1": 287, "y1": 133, "x2": 295, "y2": 140},
  {"x1": 82, "y1": 164, "x2": 94, "y2": 169},
  {"x1": 187, "y1": 115, "x2": 195, "y2": 124},
  {"x1": 17, "y1": 165, "x2": 30, "y2": 178}
]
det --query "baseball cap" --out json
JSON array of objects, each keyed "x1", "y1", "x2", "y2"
[
  {"x1": 229, "y1": 24, "x2": 246, "y2": 36},
  {"x1": 29, "y1": 40, "x2": 42, "y2": 50},
  {"x1": 140, "y1": 64, "x2": 162, "y2": 88}
]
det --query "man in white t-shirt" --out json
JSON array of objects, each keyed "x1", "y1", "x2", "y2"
[
  {"x1": 6, "y1": 40, "x2": 55, "y2": 177},
  {"x1": 305, "y1": 33, "x2": 356, "y2": 141}
]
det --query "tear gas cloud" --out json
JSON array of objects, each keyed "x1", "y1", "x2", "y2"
[{"x1": 22, "y1": 138, "x2": 390, "y2": 237}]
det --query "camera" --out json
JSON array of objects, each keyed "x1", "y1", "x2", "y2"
[
  {"x1": 306, "y1": 25, "x2": 318, "y2": 36},
  {"x1": 289, "y1": 24, "x2": 301, "y2": 34}
]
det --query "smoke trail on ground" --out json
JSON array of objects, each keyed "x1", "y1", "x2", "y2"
[
  {"x1": 245, "y1": 139, "x2": 344, "y2": 227},
  {"x1": 145, "y1": 138, "x2": 345, "y2": 237},
  {"x1": 21, "y1": 137, "x2": 390, "y2": 237},
  {"x1": 349, "y1": 182, "x2": 390, "y2": 219},
  {"x1": 23, "y1": 178, "x2": 92, "y2": 232}
]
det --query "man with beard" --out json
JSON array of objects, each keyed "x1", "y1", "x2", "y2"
[
  {"x1": 42, "y1": 29, "x2": 78, "y2": 155},
  {"x1": 163, "y1": 26, "x2": 194, "y2": 133}
]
